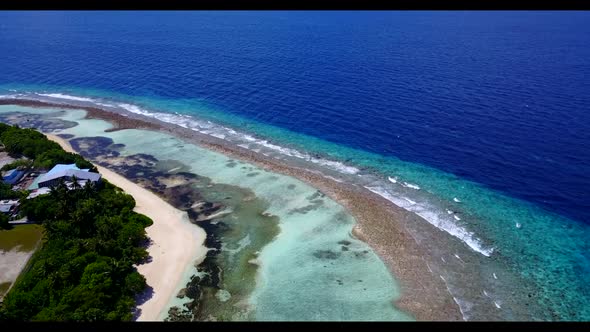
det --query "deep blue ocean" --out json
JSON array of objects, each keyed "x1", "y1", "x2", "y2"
[
  {"x1": 1, "y1": 11, "x2": 589, "y2": 222},
  {"x1": 1, "y1": 11, "x2": 589, "y2": 320}
]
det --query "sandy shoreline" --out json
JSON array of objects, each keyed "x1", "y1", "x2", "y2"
[
  {"x1": 46, "y1": 133, "x2": 209, "y2": 321},
  {"x1": 6, "y1": 99, "x2": 462, "y2": 321}
]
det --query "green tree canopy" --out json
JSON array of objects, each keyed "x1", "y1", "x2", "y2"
[{"x1": 0, "y1": 124, "x2": 153, "y2": 321}]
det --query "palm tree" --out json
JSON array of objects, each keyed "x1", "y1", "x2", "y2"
[
  {"x1": 49, "y1": 179, "x2": 70, "y2": 220},
  {"x1": 49, "y1": 179, "x2": 68, "y2": 201},
  {"x1": 82, "y1": 180, "x2": 95, "y2": 199},
  {"x1": 70, "y1": 175, "x2": 82, "y2": 191}
]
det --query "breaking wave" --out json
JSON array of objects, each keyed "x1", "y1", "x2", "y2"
[
  {"x1": 37, "y1": 93, "x2": 96, "y2": 102},
  {"x1": 364, "y1": 185, "x2": 494, "y2": 257}
]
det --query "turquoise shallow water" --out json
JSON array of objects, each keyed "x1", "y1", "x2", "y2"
[
  {"x1": 0, "y1": 104, "x2": 411, "y2": 321},
  {"x1": 1, "y1": 86, "x2": 590, "y2": 320},
  {"x1": 108, "y1": 129, "x2": 410, "y2": 320}
]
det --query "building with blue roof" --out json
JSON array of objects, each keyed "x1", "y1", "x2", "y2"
[
  {"x1": 37, "y1": 164, "x2": 101, "y2": 188},
  {"x1": 2, "y1": 168, "x2": 25, "y2": 185}
]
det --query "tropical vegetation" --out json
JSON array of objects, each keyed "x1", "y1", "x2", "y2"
[{"x1": 0, "y1": 124, "x2": 153, "y2": 321}]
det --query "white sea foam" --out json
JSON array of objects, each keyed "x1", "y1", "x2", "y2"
[
  {"x1": 440, "y1": 275, "x2": 469, "y2": 321},
  {"x1": 223, "y1": 126, "x2": 237, "y2": 135},
  {"x1": 516, "y1": 222, "x2": 522, "y2": 229},
  {"x1": 404, "y1": 197, "x2": 417, "y2": 205},
  {"x1": 312, "y1": 158, "x2": 360, "y2": 175},
  {"x1": 37, "y1": 93, "x2": 96, "y2": 102},
  {"x1": 402, "y1": 182, "x2": 421, "y2": 190},
  {"x1": 118, "y1": 103, "x2": 153, "y2": 116},
  {"x1": 364, "y1": 185, "x2": 494, "y2": 257},
  {"x1": 242, "y1": 134, "x2": 257, "y2": 142},
  {"x1": 453, "y1": 297, "x2": 469, "y2": 321}
]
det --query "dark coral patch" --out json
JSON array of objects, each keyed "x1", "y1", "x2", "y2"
[
  {"x1": 0, "y1": 111, "x2": 78, "y2": 132},
  {"x1": 288, "y1": 198, "x2": 324, "y2": 215},
  {"x1": 313, "y1": 250, "x2": 341, "y2": 260}
]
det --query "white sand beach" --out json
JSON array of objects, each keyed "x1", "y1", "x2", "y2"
[{"x1": 46, "y1": 134, "x2": 208, "y2": 321}]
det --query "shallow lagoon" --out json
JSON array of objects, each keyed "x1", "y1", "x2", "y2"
[{"x1": 0, "y1": 105, "x2": 411, "y2": 321}]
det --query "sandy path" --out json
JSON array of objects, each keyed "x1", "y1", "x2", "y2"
[
  {"x1": 0, "y1": 249, "x2": 34, "y2": 285},
  {"x1": 46, "y1": 134, "x2": 208, "y2": 321}
]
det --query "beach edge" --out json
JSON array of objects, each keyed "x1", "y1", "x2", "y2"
[{"x1": 46, "y1": 133, "x2": 209, "y2": 322}]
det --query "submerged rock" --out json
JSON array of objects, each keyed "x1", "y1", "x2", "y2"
[{"x1": 216, "y1": 289, "x2": 232, "y2": 302}]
